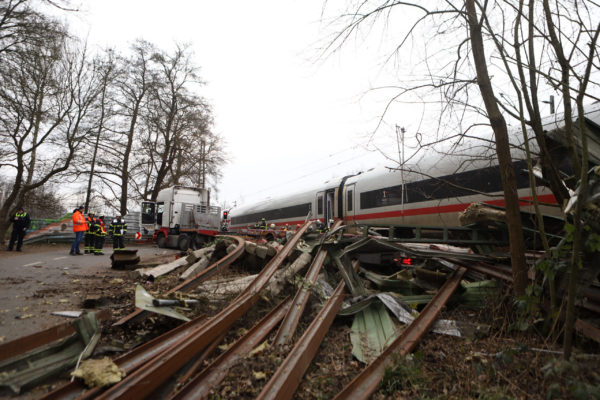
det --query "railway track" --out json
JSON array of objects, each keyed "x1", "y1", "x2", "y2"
[{"x1": 35, "y1": 221, "x2": 600, "y2": 399}]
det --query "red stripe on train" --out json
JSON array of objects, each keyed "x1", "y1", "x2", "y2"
[
  {"x1": 349, "y1": 194, "x2": 557, "y2": 221},
  {"x1": 229, "y1": 194, "x2": 557, "y2": 229}
]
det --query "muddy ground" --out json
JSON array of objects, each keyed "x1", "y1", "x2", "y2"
[{"x1": 2, "y1": 241, "x2": 599, "y2": 400}]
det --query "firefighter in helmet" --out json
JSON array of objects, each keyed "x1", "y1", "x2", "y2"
[
  {"x1": 84, "y1": 211, "x2": 98, "y2": 254},
  {"x1": 94, "y1": 216, "x2": 107, "y2": 255},
  {"x1": 109, "y1": 214, "x2": 127, "y2": 250}
]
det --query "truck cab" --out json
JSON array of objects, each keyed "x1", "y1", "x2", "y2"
[{"x1": 141, "y1": 186, "x2": 222, "y2": 250}]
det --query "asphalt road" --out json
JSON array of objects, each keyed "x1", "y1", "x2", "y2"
[{"x1": 0, "y1": 243, "x2": 179, "y2": 343}]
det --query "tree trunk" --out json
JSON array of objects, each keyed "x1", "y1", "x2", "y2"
[
  {"x1": 561, "y1": 23, "x2": 600, "y2": 359},
  {"x1": 85, "y1": 85, "x2": 106, "y2": 213},
  {"x1": 465, "y1": 0, "x2": 527, "y2": 296},
  {"x1": 120, "y1": 102, "x2": 140, "y2": 215}
]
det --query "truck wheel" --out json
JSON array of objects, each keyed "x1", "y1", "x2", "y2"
[
  {"x1": 157, "y1": 233, "x2": 167, "y2": 248},
  {"x1": 193, "y1": 235, "x2": 205, "y2": 249},
  {"x1": 178, "y1": 234, "x2": 190, "y2": 251}
]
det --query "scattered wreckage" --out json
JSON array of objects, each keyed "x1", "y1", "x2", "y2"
[{"x1": 0, "y1": 204, "x2": 598, "y2": 399}]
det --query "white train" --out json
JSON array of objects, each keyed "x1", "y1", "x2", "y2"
[{"x1": 228, "y1": 104, "x2": 600, "y2": 231}]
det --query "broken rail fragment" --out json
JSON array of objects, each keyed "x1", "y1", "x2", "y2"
[{"x1": 0, "y1": 311, "x2": 106, "y2": 395}]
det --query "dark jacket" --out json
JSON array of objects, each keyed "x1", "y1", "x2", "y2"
[
  {"x1": 109, "y1": 219, "x2": 127, "y2": 236},
  {"x1": 10, "y1": 211, "x2": 30, "y2": 232}
]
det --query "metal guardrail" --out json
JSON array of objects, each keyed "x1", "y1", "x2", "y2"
[{"x1": 22, "y1": 213, "x2": 142, "y2": 244}]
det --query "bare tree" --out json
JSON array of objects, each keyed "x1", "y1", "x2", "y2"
[
  {"x1": 0, "y1": 29, "x2": 101, "y2": 240},
  {"x1": 0, "y1": 0, "x2": 62, "y2": 55},
  {"x1": 81, "y1": 49, "x2": 117, "y2": 213},
  {"x1": 165, "y1": 108, "x2": 226, "y2": 191},
  {"x1": 110, "y1": 40, "x2": 155, "y2": 215},
  {"x1": 135, "y1": 44, "x2": 217, "y2": 201}
]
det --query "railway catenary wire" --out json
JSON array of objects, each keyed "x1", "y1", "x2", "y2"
[{"x1": 233, "y1": 144, "x2": 369, "y2": 203}]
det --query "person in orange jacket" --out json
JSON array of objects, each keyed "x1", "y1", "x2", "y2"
[{"x1": 70, "y1": 206, "x2": 86, "y2": 255}]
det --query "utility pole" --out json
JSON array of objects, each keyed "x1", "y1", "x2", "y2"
[{"x1": 200, "y1": 139, "x2": 206, "y2": 189}]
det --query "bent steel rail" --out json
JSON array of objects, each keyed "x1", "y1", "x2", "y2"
[
  {"x1": 258, "y1": 278, "x2": 347, "y2": 400},
  {"x1": 171, "y1": 297, "x2": 293, "y2": 399},
  {"x1": 333, "y1": 265, "x2": 467, "y2": 400},
  {"x1": 41, "y1": 314, "x2": 208, "y2": 400},
  {"x1": 273, "y1": 249, "x2": 328, "y2": 346},
  {"x1": 95, "y1": 222, "x2": 313, "y2": 400}
]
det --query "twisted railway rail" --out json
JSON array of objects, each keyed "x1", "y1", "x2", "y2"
[{"x1": 35, "y1": 221, "x2": 600, "y2": 399}]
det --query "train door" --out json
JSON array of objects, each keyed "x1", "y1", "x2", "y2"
[
  {"x1": 326, "y1": 189, "x2": 334, "y2": 228},
  {"x1": 316, "y1": 190, "x2": 334, "y2": 224},
  {"x1": 316, "y1": 191, "x2": 324, "y2": 222},
  {"x1": 345, "y1": 184, "x2": 356, "y2": 222}
]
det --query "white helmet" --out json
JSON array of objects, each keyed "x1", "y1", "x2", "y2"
[{"x1": 270, "y1": 223, "x2": 276, "y2": 228}]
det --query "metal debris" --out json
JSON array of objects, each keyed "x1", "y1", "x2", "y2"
[
  {"x1": 0, "y1": 311, "x2": 102, "y2": 394},
  {"x1": 134, "y1": 284, "x2": 192, "y2": 322}
]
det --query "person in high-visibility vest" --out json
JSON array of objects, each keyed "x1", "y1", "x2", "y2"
[
  {"x1": 109, "y1": 215, "x2": 127, "y2": 250},
  {"x1": 7, "y1": 206, "x2": 30, "y2": 252},
  {"x1": 256, "y1": 218, "x2": 267, "y2": 230},
  {"x1": 84, "y1": 212, "x2": 98, "y2": 254},
  {"x1": 70, "y1": 206, "x2": 86, "y2": 255},
  {"x1": 94, "y1": 216, "x2": 107, "y2": 255}
]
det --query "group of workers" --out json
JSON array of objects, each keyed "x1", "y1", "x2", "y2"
[
  {"x1": 70, "y1": 206, "x2": 127, "y2": 255},
  {"x1": 6, "y1": 205, "x2": 129, "y2": 254},
  {"x1": 254, "y1": 218, "x2": 269, "y2": 230}
]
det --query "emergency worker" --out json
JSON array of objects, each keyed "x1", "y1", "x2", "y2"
[
  {"x1": 94, "y1": 216, "x2": 107, "y2": 255},
  {"x1": 84, "y1": 212, "x2": 97, "y2": 254},
  {"x1": 109, "y1": 215, "x2": 127, "y2": 250},
  {"x1": 315, "y1": 220, "x2": 326, "y2": 233},
  {"x1": 70, "y1": 206, "x2": 86, "y2": 255},
  {"x1": 258, "y1": 218, "x2": 267, "y2": 230},
  {"x1": 7, "y1": 206, "x2": 30, "y2": 251}
]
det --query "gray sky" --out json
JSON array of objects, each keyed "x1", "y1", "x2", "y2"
[{"x1": 64, "y1": 0, "x2": 418, "y2": 208}]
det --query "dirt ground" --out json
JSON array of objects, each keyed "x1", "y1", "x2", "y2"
[{"x1": 1, "y1": 241, "x2": 599, "y2": 400}]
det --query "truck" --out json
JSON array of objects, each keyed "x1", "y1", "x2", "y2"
[{"x1": 140, "y1": 186, "x2": 222, "y2": 250}]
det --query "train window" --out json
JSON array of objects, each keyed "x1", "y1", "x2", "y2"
[
  {"x1": 317, "y1": 196, "x2": 323, "y2": 215},
  {"x1": 360, "y1": 160, "x2": 532, "y2": 210},
  {"x1": 347, "y1": 190, "x2": 353, "y2": 211},
  {"x1": 230, "y1": 203, "x2": 311, "y2": 225}
]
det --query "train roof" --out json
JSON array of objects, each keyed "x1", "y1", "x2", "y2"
[
  {"x1": 230, "y1": 102, "x2": 600, "y2": 218},
  {"x1": 231, "y1": 186, "x2": 316, "y2": 217}
]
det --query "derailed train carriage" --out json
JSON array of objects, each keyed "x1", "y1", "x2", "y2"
[{"x1": 228, "y1": 104, "x2": 600, "y2": 234}]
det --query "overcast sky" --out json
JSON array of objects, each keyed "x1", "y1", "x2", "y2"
[{"x1": 61, "y1": 1, "x2": 429, "y2": 209}]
